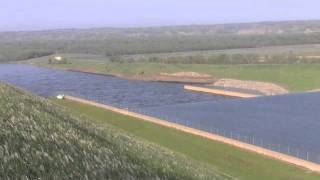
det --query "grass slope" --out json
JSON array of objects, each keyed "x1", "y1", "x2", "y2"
[
  {"x1": 0, "y1": 83, "x2": 231, "y2": 180},
  {"x1": 56, "y1": 99, "x2": 320, "y2": 180}
]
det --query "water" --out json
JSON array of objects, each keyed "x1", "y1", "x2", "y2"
[
  {"x1": 140, "y1": 93, "x2": 320, "y2": 162},
  {"x1": 0, "y1": 64, "x2": 225, "y2": 108},
  {"x1": 1, "y1": 64, "x2": 320, "y2": 163}
]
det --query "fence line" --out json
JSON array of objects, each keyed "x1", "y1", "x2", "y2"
[{"x1": 56, "y1": 92, "x2": 320, "y2": 169}]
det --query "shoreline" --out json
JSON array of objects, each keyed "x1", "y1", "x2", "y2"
[
  {"x1": 64, "y1": 95, "x2": 320, "y2": 173},
  {"x1": 184, "y1": 85, "x2": 260, "y2": 98},
  {"x1": 21, "y1": 62, "x2": 291, "y2": 94},
  {"x1": 66, "y1": 69, "x2": 288, "y2": 96},
  {"x1": 67, "y1": 68, "x2": 216, "y2": 85}
]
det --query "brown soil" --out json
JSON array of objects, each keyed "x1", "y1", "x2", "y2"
[
  {"x1": 184, "y1": 85, "x2": 259, "y2": 98},
  {"x1": 309, "y1": 89, "x2": 320, "y2": 92},
  {"x1": 212, "y1": 79, "x2": 289, "y2": 95}
]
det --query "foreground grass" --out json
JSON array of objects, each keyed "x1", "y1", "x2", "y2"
[
  {"x1": 0, "y1": 83, "x2": 230, "y2": 180},
  {"x1": 55, "y1": 99, "x2": 320, "y2": 180},
  {"x1": 25, "y1": 55, "x2": 320, "y2": 92}
]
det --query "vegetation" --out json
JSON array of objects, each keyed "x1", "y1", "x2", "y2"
[
  {"x1": 2, "y1": 20, "x2": 320, "y2": 62},
  {"x1": 3, "y1": 20, "x2": 320, "y2": 179},
  {"x1": 25, "y1": 54, "x2": 320, "y2": 92},
  {"x1": 0, "y1": 50, "x2": 54, "y2": 62},
  {"x1": 0, "y1": 83, "x2": 231, "y2": 179},
  {"x1": 56, "y1": 99, "x2": 320, "y2": 180},
  {"x1": 110, "y1": 52, "x2": 320, "y2": 64},
  {"x1": 48, "y1": 56, "x2": 69, "y2": 64},
  {"x1": 101, "y1": 63, "x2": 320, "y2": 91},
  {"x1": 4, "y1": 20, "x2": 320, "y2": 92}
]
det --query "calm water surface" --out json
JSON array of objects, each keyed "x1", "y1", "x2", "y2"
[
  {"x1": 1, "y1": 64, "x2": 320, "y2": 163},
  {"x1": 0, "y1": 64, "x2": 225, "y2": 108}
]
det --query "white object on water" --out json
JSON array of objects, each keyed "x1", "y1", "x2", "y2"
[{"x1": 56, "y1": 94, "x2": 65, "y2": 100}]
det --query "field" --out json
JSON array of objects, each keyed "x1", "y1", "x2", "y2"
[
  {"x1": 3, "y1": 20, "x2": 320, "y2": 62},
  {"x1": 0, "y1": 83, "x2": 231, "y2": 179},
  {"x1": 25, "y1": 54, "x2": 320, "y2": 92},
  {"x1": 5, "y1": 20, "x2": 320, "y2": 93},
  {"x1": 55, "y1": 98, "x2": 320, "y2": 180}
]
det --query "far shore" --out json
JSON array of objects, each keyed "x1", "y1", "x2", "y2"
[{"x1": 66, "y1": 68, "x2": 217, "y2": 85}]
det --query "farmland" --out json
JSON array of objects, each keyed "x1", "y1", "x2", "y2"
[{"x1": 0, "y1": 83, "x2": 230, "y2": 179}]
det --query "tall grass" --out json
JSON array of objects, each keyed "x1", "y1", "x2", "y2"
[{"x1": 0, "y1": 83, "x2": 232, "y2": 179}]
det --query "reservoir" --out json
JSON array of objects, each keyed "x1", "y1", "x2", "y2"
[
  {"x1": 1, "y1": 64, "x2": 320, "y2": 163},
  {"x1": 0, "y1": 64, "x2": 225, "y2": 108}
]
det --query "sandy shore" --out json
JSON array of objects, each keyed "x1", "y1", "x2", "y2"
[{"x1": 184, "y1": 85, "x2": 259, "y2": 98}]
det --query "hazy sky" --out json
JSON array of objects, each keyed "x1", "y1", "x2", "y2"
[{"x1": 0, "y1": 0, "x2": 319, "y2": 31}]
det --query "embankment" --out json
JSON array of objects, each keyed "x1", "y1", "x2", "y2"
[
  {"x1": 212, "y1": 79, "x2": 289, "y2": 95},
  {"x1": 68, "y1": 68, "x2": 215, "y2": 84},
  {"x1": 184, "y1": 85, "x2": 259, "y2": 98},
  {"x1": 64, "y1": 95, "x2": 320, "y2": 173}
]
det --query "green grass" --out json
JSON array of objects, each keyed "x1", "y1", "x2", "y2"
[
  {"x1": 55, "y1": 99, "x2": 320, "y2": 180},
  {"x1": 102, "y1": 63, "x2": 320, "y2": 91},
  {"x1": 0, "y1": 83, "x2": 230, "y2": 180},
  {"x1": 24, "y1": 54, "x2": 320, "y2": 92}
]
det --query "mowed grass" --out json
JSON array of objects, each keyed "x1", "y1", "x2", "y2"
[
  {"x1": 56, "y1": 99, "x2": 320, "y2": 180},
  {"x1": 25, "y1": 54, "x2": 320, "y2": 92}
]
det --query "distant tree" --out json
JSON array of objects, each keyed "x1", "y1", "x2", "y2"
[{"x1": 109, "y1": 55, "x2": 121, "y2": 62}]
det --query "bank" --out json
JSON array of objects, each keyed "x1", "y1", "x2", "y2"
[{"x1": 55, "y1": 98, "x2": 320, "y2": 180}]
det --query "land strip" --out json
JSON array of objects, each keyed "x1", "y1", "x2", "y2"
[
  {"x1": 24, "y1": 55, "x2": 320, "y2": 92},
  {"x1": 56, "y1": 97, "x2": 320, "y2": 180},
  {"x1": 64, "y1": 95, "x2": 320, "y2": 173},
  {"x1": 184, "y1": 85, "x2": 259, "y2": 98}
]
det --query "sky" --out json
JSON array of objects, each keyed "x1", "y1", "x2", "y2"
[{"x1": 0, "y1": 0, "x2": 319, "y2": 31}]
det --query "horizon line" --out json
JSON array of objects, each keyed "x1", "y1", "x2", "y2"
[{"x1": 1, "y1": 19, "x2": 320, "y2": 33}]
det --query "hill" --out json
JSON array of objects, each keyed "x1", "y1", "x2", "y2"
[{"x1": 0, "y1": 83, "x2": 231, "y2": 179}]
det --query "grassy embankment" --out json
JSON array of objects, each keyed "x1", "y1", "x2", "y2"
[
  {"x1": 56, "y1": 98, "x2": 320, "y2": 180},
  {"x1": 0, "y1": 83, "x2": 231, "y2": 180},
  {"x1": 26, "y1": 53, "x2": 320, "y2": 92}
]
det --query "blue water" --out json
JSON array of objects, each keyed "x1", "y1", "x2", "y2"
[
  {"x1": 1, "y1": 64, "x2": 320, "y2": 163},
  {"x1": 138, "y1": 93, "x2": 320, "y2": 162},
  {"x1": 0, "y1": 64, "x2": 225, "y2": 108}
]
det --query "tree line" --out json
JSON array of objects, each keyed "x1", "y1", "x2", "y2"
[
  {"x1": 1, "y1": 26, "x2": 320, "y2": 62},
  {"x1": 110, "y1": 53, "x2": 320, "y2": 64}
]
